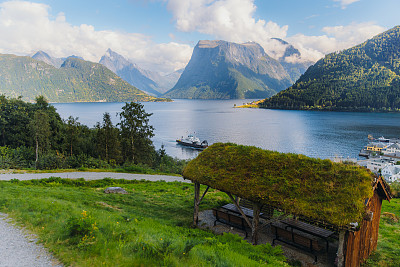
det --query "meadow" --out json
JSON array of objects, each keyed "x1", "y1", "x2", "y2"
[
  {"x1": 365, "y1": 197, "x2": 400, "y2": 267},
  {"x1": 0, "y1": 177, "x2": 398, "y2": 266},
  {"x1": 0, "y1": 178, "x2": 287, "y2": 266}
]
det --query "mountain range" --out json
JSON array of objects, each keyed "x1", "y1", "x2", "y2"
[
  {"x1": 259, "y1": 25, "x2": 400, "y2": 111},
  {"x1": 0, "y1": 54, "x2": 163, "y2": 103},
  {"x1": 31, "y1": 49, "x2": 182, "y2": 97},
  {"x1": 0, "y1": 38, "x2": 313, "y2": 102},
  {"x1": 163, "y1": 40, "x2": 311, "y2": 99},
  {"x1": 99, "y1": 49, "x2": 182, "y2": 96}
]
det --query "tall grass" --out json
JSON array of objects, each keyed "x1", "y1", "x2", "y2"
[
  {"x1": 364, "y1": 198, "x2": 400, "y2": 267},
  {"x1": 0, "y1": 178, "x2": 287, "y2": 266}
]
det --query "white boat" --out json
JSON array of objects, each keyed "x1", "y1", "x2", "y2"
[{"x1": 176, "y1": 134, "x2": 208, "y2": 149}]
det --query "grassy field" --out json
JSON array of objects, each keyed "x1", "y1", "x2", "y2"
[
  {"x1": 0, "y1": 178, "x2": 287, "y2": 266},
  {"x1": 1, "y1": 166, "x2": 182, "y2": 176},
  {"x1": 364, "y1": 198, "x2": 400, "y2": 267}
]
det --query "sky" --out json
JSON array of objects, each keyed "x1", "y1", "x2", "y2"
[{"x1": 0, "y1": 0, "x2": 398, "y2": 74}]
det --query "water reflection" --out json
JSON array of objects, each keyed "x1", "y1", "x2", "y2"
[{"x1": 53, "y1": 100, "x2": 400, "y2": 160}]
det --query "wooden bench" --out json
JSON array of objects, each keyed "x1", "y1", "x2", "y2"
[
  {"x1": 239, "y1": 198, "x2": 274, "y2": 219},
  {"x1": 271, "y1": 222, "x2": 322, "y2": 262},
  {"x1": 212, "y1": 208, "x2": 248, "y2": 238}
]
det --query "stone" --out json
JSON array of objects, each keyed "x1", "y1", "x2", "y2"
[{"x1": 104, "y1": 187, "x2": 128, "y2": 194}]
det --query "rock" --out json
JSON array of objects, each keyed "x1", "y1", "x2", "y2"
[
  {"x1": 163, "y1": 40, "x2": 296, "y2": 99},
  {"x1": 104, "y1": 187, "x2": 128, "y2": 194},
  {"x1": 382, "y1": 212, "x2": 399, "y2": 223}
]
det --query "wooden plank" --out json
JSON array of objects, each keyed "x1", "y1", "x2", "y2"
[
  {"x1": 193, "y1": 182, "x2": 200, "y2": 226},
  {"x1": 198, "y1": 186, "x2": 209, "y2": 204},
  {"x1": 337, "y1": 230, "x2": 347, "y2": 267},
  {"x1": 251, "y1": 202, "x2": 261, "y2": 245}
]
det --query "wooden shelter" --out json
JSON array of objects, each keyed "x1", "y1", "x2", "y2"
[{"x1": 183, "y1": 143, "x2": 392, "y2": 266}]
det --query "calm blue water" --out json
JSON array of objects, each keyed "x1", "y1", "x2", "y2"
[{"x1": 52, "y1": 100, "x2": 400, "y2": 160}]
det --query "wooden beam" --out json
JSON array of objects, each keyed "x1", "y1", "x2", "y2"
[
  {"x1": 193, "y1": 182, "x2": 200, "y2": 226},
  {"x1": 198, "y1": 186, "x2": 210, "y2": 204},
  {"x1": 251, "y1": 202, "x2": 261, "y2": 245},
  {"x1": 336, "y1": 230, "x2": 347, "y2": 267},
  {"x1": 226, "y1": 193, "x2": 252, "y2": 229}
]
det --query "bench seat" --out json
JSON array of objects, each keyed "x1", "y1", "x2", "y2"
[
  {"x1": 271, "y1": 222, "x2": 322, "y2": 262},
  {"x1": 212, "y1": 208, "x2": 248, "y2": 237}
]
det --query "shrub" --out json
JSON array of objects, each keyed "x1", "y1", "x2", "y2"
[{"x1": 66, "y1": 210, "x2": 98, "y2": 248}]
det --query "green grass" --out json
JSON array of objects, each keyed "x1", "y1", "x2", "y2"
[
  {"x1": 364, "y1": 198, "x2": 400, "y2": 267},
  {"x1": 6, "y1": 167, "x2": 182, "y2": 176},
  {"x1": 0, "y1": 178, "x2": 287, "y2": 266}
]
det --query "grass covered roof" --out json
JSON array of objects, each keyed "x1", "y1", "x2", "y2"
[{"x1": 183, "y1": 143, "x2": 375, "y2": 227}]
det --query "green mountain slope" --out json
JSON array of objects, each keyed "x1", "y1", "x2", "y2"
[
  {"x1": 259, "y1": 25, "x2": 400, "y2": 111},
  {"x1": 0, "y1": 54, "x2": 163, "y2": 102},
  {"x1": 163, "y1": 40, "x2": 293, "y2": 99}
]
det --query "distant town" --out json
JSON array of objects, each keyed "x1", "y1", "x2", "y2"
[{"x1": 357, "y1": 135, "x2": 400, "y2": 183}]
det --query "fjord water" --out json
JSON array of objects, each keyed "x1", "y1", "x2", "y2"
[{"x1": 53, "y1": 100, "x2": 400, "y2": 160}]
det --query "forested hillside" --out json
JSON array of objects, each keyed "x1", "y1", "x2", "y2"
[
  {"x1": 0, "y1": 54, "x2": 164, "y2": 103},
  {"x1": 259, "y1": 26, "x2": 400, "y2": 111},
  {"x1": 0, "y1": 96, "x2": 184, "y2": 173}
]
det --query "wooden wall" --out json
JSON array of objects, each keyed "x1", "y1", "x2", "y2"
[{"x1": 344, "y1": 190, "x2": 383, "y2": 266}]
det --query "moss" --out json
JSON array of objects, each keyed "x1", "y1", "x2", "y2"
[{"x1": 183, "y1": 143, "x2": 374, "y2": 227}]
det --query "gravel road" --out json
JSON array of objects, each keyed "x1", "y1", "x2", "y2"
[
  {"x1": 0, "y1": 172, "x2": 189, "y2": 266},
  {"x1": 0, "y1": 171, "x2": 188, "y2": 183},
  {"x1": 0, "y1": 213, "x2": 61, "y2": 267}
]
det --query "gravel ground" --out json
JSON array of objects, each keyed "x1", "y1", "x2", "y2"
[
  {"x1": 0, "y1": 213, "x2": 61, "y2": 267},
  {"x1": 0, "y1": 171, "x2": 188, "y2": 183},
  {"x1": 198, "y1": 210, "x2": 337, "y2": 267}
]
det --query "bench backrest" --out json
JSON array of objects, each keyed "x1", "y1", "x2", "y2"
[{"x1": 239, "y1": 198, "x2": 274, "y2": 219}]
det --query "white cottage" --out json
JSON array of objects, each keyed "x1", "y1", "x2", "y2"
[
  {"x1": 383, "y1": 143, "x2": 400, "y2": 156},
  {"x1": 382, "y1": 165, "x2": 400, "y2": 182}
]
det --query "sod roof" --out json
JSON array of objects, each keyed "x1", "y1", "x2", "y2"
[{"x1": 183, "y1": 143, "x2": 375, "y2": 227}]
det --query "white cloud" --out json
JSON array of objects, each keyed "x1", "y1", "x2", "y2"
[
  {"x1": 0, "y1": 1, "x2": 192, "y2": 74},
  {"x1": 287, "y1": 22, "x2": 385, "y2": 62},
  {"x1": 333, "y1": 0, "x2": 360, "y2": 9},
  {"x1": 167, "y1": 0, "x2": 289, "y2": 59},
  {"x1": 167, "y1": 0, "x2": 386, "y2": 64},
  {"x1": 0, "y1": 0, "x2": 387, "y2": 73}
]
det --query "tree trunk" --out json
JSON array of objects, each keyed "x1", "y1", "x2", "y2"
[
  {"x1": 105, "y1": 134, "x2": 108, "y2": 161},
  {"x1": 131, "y1": 135, "x2": 135, "y2": 163},
  {"x1": 35, "y1": 135, "x2": 38, "y2": 169}
]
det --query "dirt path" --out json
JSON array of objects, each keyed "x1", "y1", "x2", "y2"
[
  {"x1": 0, "y1": 213, "x2": 61, "y2": 267},
  {"x1": 0, "y1": 171, "x2": 187, "y2": 182}
]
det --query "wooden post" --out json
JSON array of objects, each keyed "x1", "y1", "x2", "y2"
[
  {"x1": 251, "y1": 202, "x2": 261, "y2": 245},
  {"x1": 226, "y1": 193, "x2": 252, "y2": 228},
  {"x1": 193, "y1": 182, "x2": 200, "y2": 226},
  {"x1": 336, "y1": 230, "x2": 347, "y2": 267},
  {"x1": 199, "y1": 186, "x2": 210, "y2": 204}
]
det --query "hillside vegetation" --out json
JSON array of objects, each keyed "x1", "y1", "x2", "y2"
[
  {"x1": 0, "y1": 54, "x2": 165, "y2": 103},
  {"x1": 259, "y1": 26, "x2": 400, "y2": 111},
  {"x1": 0, "y1": 178, "x2": 287, "y2": 266},
  {"x1": 0, "y1": 96, "x2": 185, "y2": 174}
]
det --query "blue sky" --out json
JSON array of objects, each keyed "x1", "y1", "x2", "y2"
[{"x1": 0, "y1": 0, "x2": 398, "y2": 74}]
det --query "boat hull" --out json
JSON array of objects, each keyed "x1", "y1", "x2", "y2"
[{"x1": 176, "y1": 140, "x2": 208, "y2": 149}]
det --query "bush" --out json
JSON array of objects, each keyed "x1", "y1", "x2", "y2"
[
  {"x1": 389, "y1": 182, "x2": 400, "y2": 198},
  {"x1": 36, "y1": 153, "x2": 65, "y2": 169},
  {"x1": 66, "y1": 210, "x2": 98, "y2": 248}
]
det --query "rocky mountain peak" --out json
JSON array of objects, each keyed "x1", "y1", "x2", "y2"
[
  {"x1": 32, "y1": 50, "x2": 64, "y2": 68},
  {"x1": 164, "y1": 39, "x2": 293, "y2": 99}
]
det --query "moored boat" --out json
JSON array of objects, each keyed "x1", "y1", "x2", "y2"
[{"x1": 176, "y1": 134, "x2": 208, "y2": 149}]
